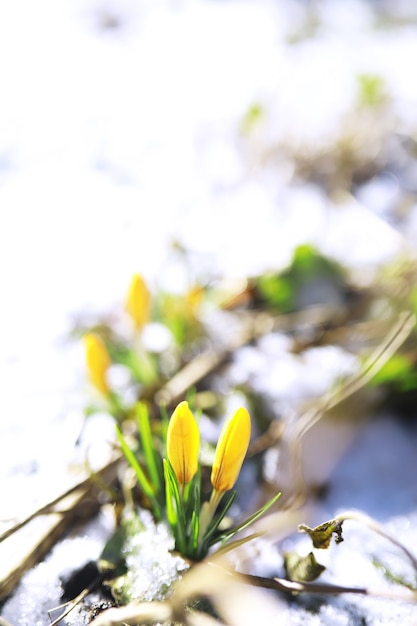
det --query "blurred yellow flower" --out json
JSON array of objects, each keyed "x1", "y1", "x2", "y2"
[
  {"x1": 211, "y1": 407, "x2": 251, "y2": 493},
  {"x1": 167, "y1": 401, "x2": 200, "y2": 486},
  {"x1": 185, "y1": 285, "x2": 204, "y2": 316},
  {"x1": 125, "y1": 273, "x2": 151, "y2": 330},
  {"x1": 83, "y1": 333, "x2": 111, "y2": 395}
]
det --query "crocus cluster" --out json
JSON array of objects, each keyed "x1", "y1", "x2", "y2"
[
  {"x1": 82, "y1": 273, "x2": 206, "y2": 399},
  {"x1": 116, "y1": 398, "x2": 280, "y2": 561},
  {"x1": 167, "y1": 401, "x2": 251, "y2": 492},
  {"x1": 81, "y1": 272, "x2": 280, "y2": 561},
  {"x1": 82, "y1": 273, "x2": 153, "y2": 399},
  {"x1": 164, "y1": 401, "x2": 252, "y2": 559}
]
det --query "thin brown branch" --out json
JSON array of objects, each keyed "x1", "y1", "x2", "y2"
[
  {"x1": 0, "y1": 454, "x2": 122, "y2": 601},
  {"x1": 286, "y1": 311, "x2": 415, "y2": 506},
  {"x1": 243, "y1": 572, "x2": 367, "y2": 595},
  {"x1": 0, "y1": 454, "x2": 122, "y2": 544},
  {"x1": 241, "y1": 572, "x2": 417, "y2": 603},
  {"x1": 249, "y1": 312, "x2": 415, "y2": 456},
  {"x1": 296, "y1": 310, "x2": 415, "y2": 440},
  {"x1": 48, "y1": 568, "x2": 112, "y2": 626},
  {"x1": 155, "y1": 305, "x2": 348, "y2": 409},
  {"x1": 336, "y1": 510, "x2": 417, "y2": 575}
]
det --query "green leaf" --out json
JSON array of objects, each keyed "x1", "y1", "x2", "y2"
[
  {"x1": 189, "y1": 508, "x2": 200, "y2": 555},
  {"x1": 217, "y1": 492, "x2": 281, "y2": 544},
  {"x1": 298, "y1": 518, "x2": 344, "y2": 549},
  {"x1": 240, "y1": 102, "x2": 265, "y2": 134},
  {"x1": 136, "y1": 402, "x2": 162, "y2": 492},
  {"x1": 284, "y1": 551, "x2": 326, "y2": 582},
  {"x1": 163, "y1": 459, "x2": 186, "y2": 553},
  {"x1": 213, "y1": 532, "x2": 263, "y2": 557},
  {"x1": 163, "y1": 459, "x2": 178, "y2": 527},
  {"x1": 116, "y1": 425, "x2": 162, "y2": 520},
  {"x1": 159, "y1": 404, "x2": 169, "y2": 445},
  {"x1": 256, "y1": 245, "x2": 346, "y2": 313},
  {"x1": 99, "y1": 513, "x2": 144, "y2": 578},
  {"x1": 369, "y1": 353, "x2": 417, "y2": 391},
  {"x1": 357, "y1": 73, "x2": 389, "y2": 108},
  {"x1": 204, "y1": 491, "x2": 237, "y2": 546},
  {"x1": 256, "y1": 274, "x2": 294, "y2": 312},
  {"x1": 372, "y1": 557, "x2": 417, "y2": 592},
  {"x1": 183, "y1": 468, "x2": 201, "y2": 518}
]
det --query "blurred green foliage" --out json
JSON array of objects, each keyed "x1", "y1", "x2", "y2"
[
  {"x1": 356, "y1": 73, "x2": 389, "y2": 108},
  {"x1": 255, "y1": 244, "x2": 347, "y2": 312},
  {"x1": 369, "y1": 353, "x2": 417, "y2": 391}
]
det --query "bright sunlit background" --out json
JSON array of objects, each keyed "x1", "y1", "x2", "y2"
[
  {"x1": 2, "y1": 0, "x2": 417, "y2": 487},
  {"x1": 2, "y1": 0, "x2": 416, "y2": 345}
]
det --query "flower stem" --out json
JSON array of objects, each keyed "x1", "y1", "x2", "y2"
[{"x1": 198, "y1": 489, "x2": 223, "y2": 544}]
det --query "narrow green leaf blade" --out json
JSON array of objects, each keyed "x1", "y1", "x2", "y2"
[
  {"x1": 115, "y1": 425, "x2": 162, "y2": 519},
  {"x1": 136, "y1": 402, "x2": 161, "y2": 492},
  {"x1": 218, "y1": 492, "x2": 281, "y2": 543},
  {"x1": 163, "y1": 458, "x2": 178, "y2": 527}
]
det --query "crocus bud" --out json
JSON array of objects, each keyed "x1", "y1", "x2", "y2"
[
  {"x1": 211, "y1": 407, "x2": 251, "y2": 492},
  {"x1": 83, "y1": 333, "x2": 111, "y2": 395},
  {"x1": 167, "y1": 401, "x2": 200, "y2": 485},
  {"x1": 125, "y1": 273, "x2": 151, "y2": 331}
]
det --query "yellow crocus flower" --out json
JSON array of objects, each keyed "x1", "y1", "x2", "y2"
[
  {"x1": 167, "y1": 401, "x2": 200, "y2": 486},
  {"x1": 125, "y1": 273, "x2": 151, "y2": 330},
  {"x1": 211, "y1": 407, "x2": 251, "y2": 493},
  {"x1": 185, "y1": 285, "x2": 204, "y2": 317},
  {"x1": 198, "y1": 407, "x2": 251, "y2": 543},
  {"x1": 83, "y1": 333, "x2": 111, "y2": 395}
]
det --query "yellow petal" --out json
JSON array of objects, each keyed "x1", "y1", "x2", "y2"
[
  {"x1": 125, "y1": 273, "x2": 151, "y2": 330},
  {"x1": 167, "y1": 401, "x2": 200, "y2": 485},
  {"x1": 211, "y1": 407, "x2": 251, "y2": 492},
  {"x1": 83, "y1": 333, "x2": 111, "y2": 395}
]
